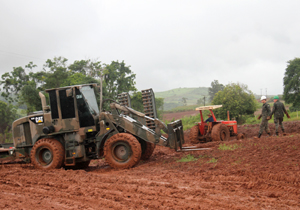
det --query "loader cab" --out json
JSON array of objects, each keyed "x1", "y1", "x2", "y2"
[{"x1": 46, "y1": 84, "x2": 99, "y2": 132}]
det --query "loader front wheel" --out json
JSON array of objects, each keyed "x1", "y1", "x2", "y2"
[
  {"x1": 189, "y1": 125, "x2": 200, "y2": 144},
  {"x1": 30, "y1": 138, "x2": 64, "y2": 170},
  {"x1": 211, "y1": 124, "x2": 230, "y2": 142},
  {"x1": 140, "y1": 140, "x2": 155, "y2": 160},
  {"x1": 104, "y1": 133, "x2": 142, "y2": 169}
]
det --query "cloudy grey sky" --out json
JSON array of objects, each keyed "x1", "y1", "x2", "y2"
[{"x1": 1, "y1": 0, "x2": 299, "y2": 95}]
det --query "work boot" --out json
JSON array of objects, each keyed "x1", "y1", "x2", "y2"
[
  {"x1": 267, "y1": 133, "x2": 271, "y2": 136},
  {"x1": 258, "y1": 133, "x2": 262, "y2": 138},
  {"x1": 276, "y1": 132, "x2": 279, "y2": 136},
  {"x1": 282, "y1": 129, "x2": 287, "y2": 136}
]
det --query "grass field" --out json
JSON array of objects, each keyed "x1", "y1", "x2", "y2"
[{"x1": 155, "y1": 87, "x2": 209, "y2": 111}]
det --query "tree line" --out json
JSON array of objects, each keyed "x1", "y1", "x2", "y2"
[{"x1": 199, "y1": 57, "x2": 300, "y2": 123}]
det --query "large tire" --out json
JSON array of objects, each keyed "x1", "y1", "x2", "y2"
[
  {"x1": 189, "y1": 125, "x2": 200, "y2": 144},
  {"x1": 104, "y1": 133, "x2": 142, "y2": 169},
  {"x1": 30, "y1": 138, "x2": 65, "y2": 170},
  {"x1": 211, "y1": 124, "x2": 230, "y2": 142},
  {"x1": 140, "y1": 140, "x2": 155, "y2": 160}
]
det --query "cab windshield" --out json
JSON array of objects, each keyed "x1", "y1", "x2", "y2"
[{"x1": 79, "y1": 86, "x2": 99, "y2": 115}]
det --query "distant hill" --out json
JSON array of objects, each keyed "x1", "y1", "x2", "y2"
[{"x1": 155, "y1": 87, "x2": 209, "y2": 111}]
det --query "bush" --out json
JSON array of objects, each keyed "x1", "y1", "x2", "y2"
[{"x1": 289, "y1": 105, "x2": 300, "y2": 112}]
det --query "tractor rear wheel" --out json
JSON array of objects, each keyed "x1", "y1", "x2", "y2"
[
  {"x1": 140, "y1": 140, "x2": 155, "y2": 160},
  {"x1": 104, "y1": 133, "x2": 142, "y2": 169},
  {"x1": 30, "y1": 138, "x2": 65, "y2": 170},
  {"x1": 189, "y1": 125, "x2": 200, "y2": 144},
  {"x1": 211, "y1": 124, "x2": 230, "y2": 141}
]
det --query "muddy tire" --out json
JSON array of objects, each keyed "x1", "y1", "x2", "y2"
[
  {"x1": 104, "y1": 133, "x2": 142, "y2": 169},
  {"x1": 189, "y1": 125, "x2": 200, "y2": 144},
  {"x1": 211, "y1": 124, "x2": 230, "y2": 142},
  {"x1": 237, "y1": 133, "x2": 246, "y2": 140},
  {"x1": 140, "y1": 141, "x2": 155, "y2": 160},
  {"x1": 30, "y1": 138, "x2": 64, "y2": 170}
]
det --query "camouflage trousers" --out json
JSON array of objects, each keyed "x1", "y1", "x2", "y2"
[
  {"x1": 259, "y1": 118, "x2": 270, "y2": 134},
  {"x1": 274, "y1": 117, "x2": 284, "y2": 132}
]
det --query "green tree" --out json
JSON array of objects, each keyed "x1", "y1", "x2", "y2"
[
  {"x1": 283, "y1": 57, "x2": 300, "y2": 111},
  {"x1": 68, "y1": 59, "x2": 101, "y2": 77},
  {"x1": 208, "y1": 80, "x2": 224, "y2": 101},
  {"x1": 212, "y1": 83, "x2": 256, "y2": 123},
  {"x1": 131, "y1": 92, "x2": 143, "y2": 112},
  {"x1": 19, "y1": 82, "x2": 42, "y2": 112},
  {"x1": 155, "y1": 97, "x2": 164, "y2": 119},
  {"x1": 131, "y1": 93, "x2": 164, "y2": 119},
  {"x1": 182, "y1": 97, "x2": 187, "y2": 106},
  {"x1": 0, "y1": 62, "x2": 44, "y2": 112},
  {"x1": 62, "y1": 73, "x2": 99, "y2": 87},
  {"x1": 1, "y1": 58, "x2": 137, "y2": 113},
  {"x1": 0, "y1": 62, "x2": 37, "y2": 103},
  {"x1": 104, "y1": 61, "x2": 136, "y2": 100},
  {"x1": 42, "y1": 57, "x2": 70, "y2": 89},
  {"x1": 0, "y1": 101, "x2": 17, "y2": 137}
]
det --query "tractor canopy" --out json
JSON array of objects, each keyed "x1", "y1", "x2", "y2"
[{"x1": 195, "y1": 105, "x2": 222, "y2": 111}]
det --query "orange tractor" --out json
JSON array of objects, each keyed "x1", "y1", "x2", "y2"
[{"x1": 189, "y1": 105, "x2": 245, "y2": 143}]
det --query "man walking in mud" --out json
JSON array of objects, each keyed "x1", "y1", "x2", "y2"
[
  {"x1": 257, "y1": 96, "x2": 272, "y2": 138},
  {"x1": 269, "y1": 96, "x2": 290, "y2": 136}
]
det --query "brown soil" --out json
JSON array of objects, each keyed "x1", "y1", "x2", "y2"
[
  {"x1": 1, "y1": 121, "x2": 300, "y2": 209},
  {"x1": 163, "y1": 110, "x2": 198, "y2": 121}
]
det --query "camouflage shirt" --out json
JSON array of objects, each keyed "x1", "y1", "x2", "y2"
[
  {"x1": 271, "y1": 100, "x2": 287, "y2": 119},
  {"x1": 261, "y1": 103, "x2": 271, "y2": 118}
]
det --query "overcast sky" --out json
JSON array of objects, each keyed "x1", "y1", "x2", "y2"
[{"x1": 1, "y1": 0, "x2": 299, "y2": 95}]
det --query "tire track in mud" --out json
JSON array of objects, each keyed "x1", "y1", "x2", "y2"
[
  {"x1": 0, "y1": 166, "x2": 299, "y2": 210},
  {"x1": 1, "y1": 164, "x2": 290, "y2": 210}
]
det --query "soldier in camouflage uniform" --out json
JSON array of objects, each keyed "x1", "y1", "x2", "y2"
[
  {"x1": 269, "y1": 96, "x2": 290, "y2": 135},
  {"x1": 257, "y1": 96, "x2": 271, "y2": 138}
]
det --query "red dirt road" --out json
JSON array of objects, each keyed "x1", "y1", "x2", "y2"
[{"x1": 1, "y1": 123, "x2": 300, "y2": 209}]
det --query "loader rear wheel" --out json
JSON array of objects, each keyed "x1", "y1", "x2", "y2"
[
  {"x1": 30, "y1": 138, "x2": 64, "y2": 170},
  {"x1": 189, "y1": 125, "x2": 200, "y2": 144},
  {"x1": 104, "y1": 133, "x2": 142, "y2": 169},
  {"x1": 140, "y1": 140, "x2": 155, "y2": 160},
  {"x1": 211, "y1": 124, "x2": 230, "y2": 142}
]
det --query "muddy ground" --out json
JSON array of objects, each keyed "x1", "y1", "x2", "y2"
[{"x1": 1, "y1": 121, "x2": 300, "y2": 210}]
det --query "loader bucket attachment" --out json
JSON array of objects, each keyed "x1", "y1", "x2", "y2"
[{"x1": 167, "y1": 120, "x2": 211, "y2": 152}]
